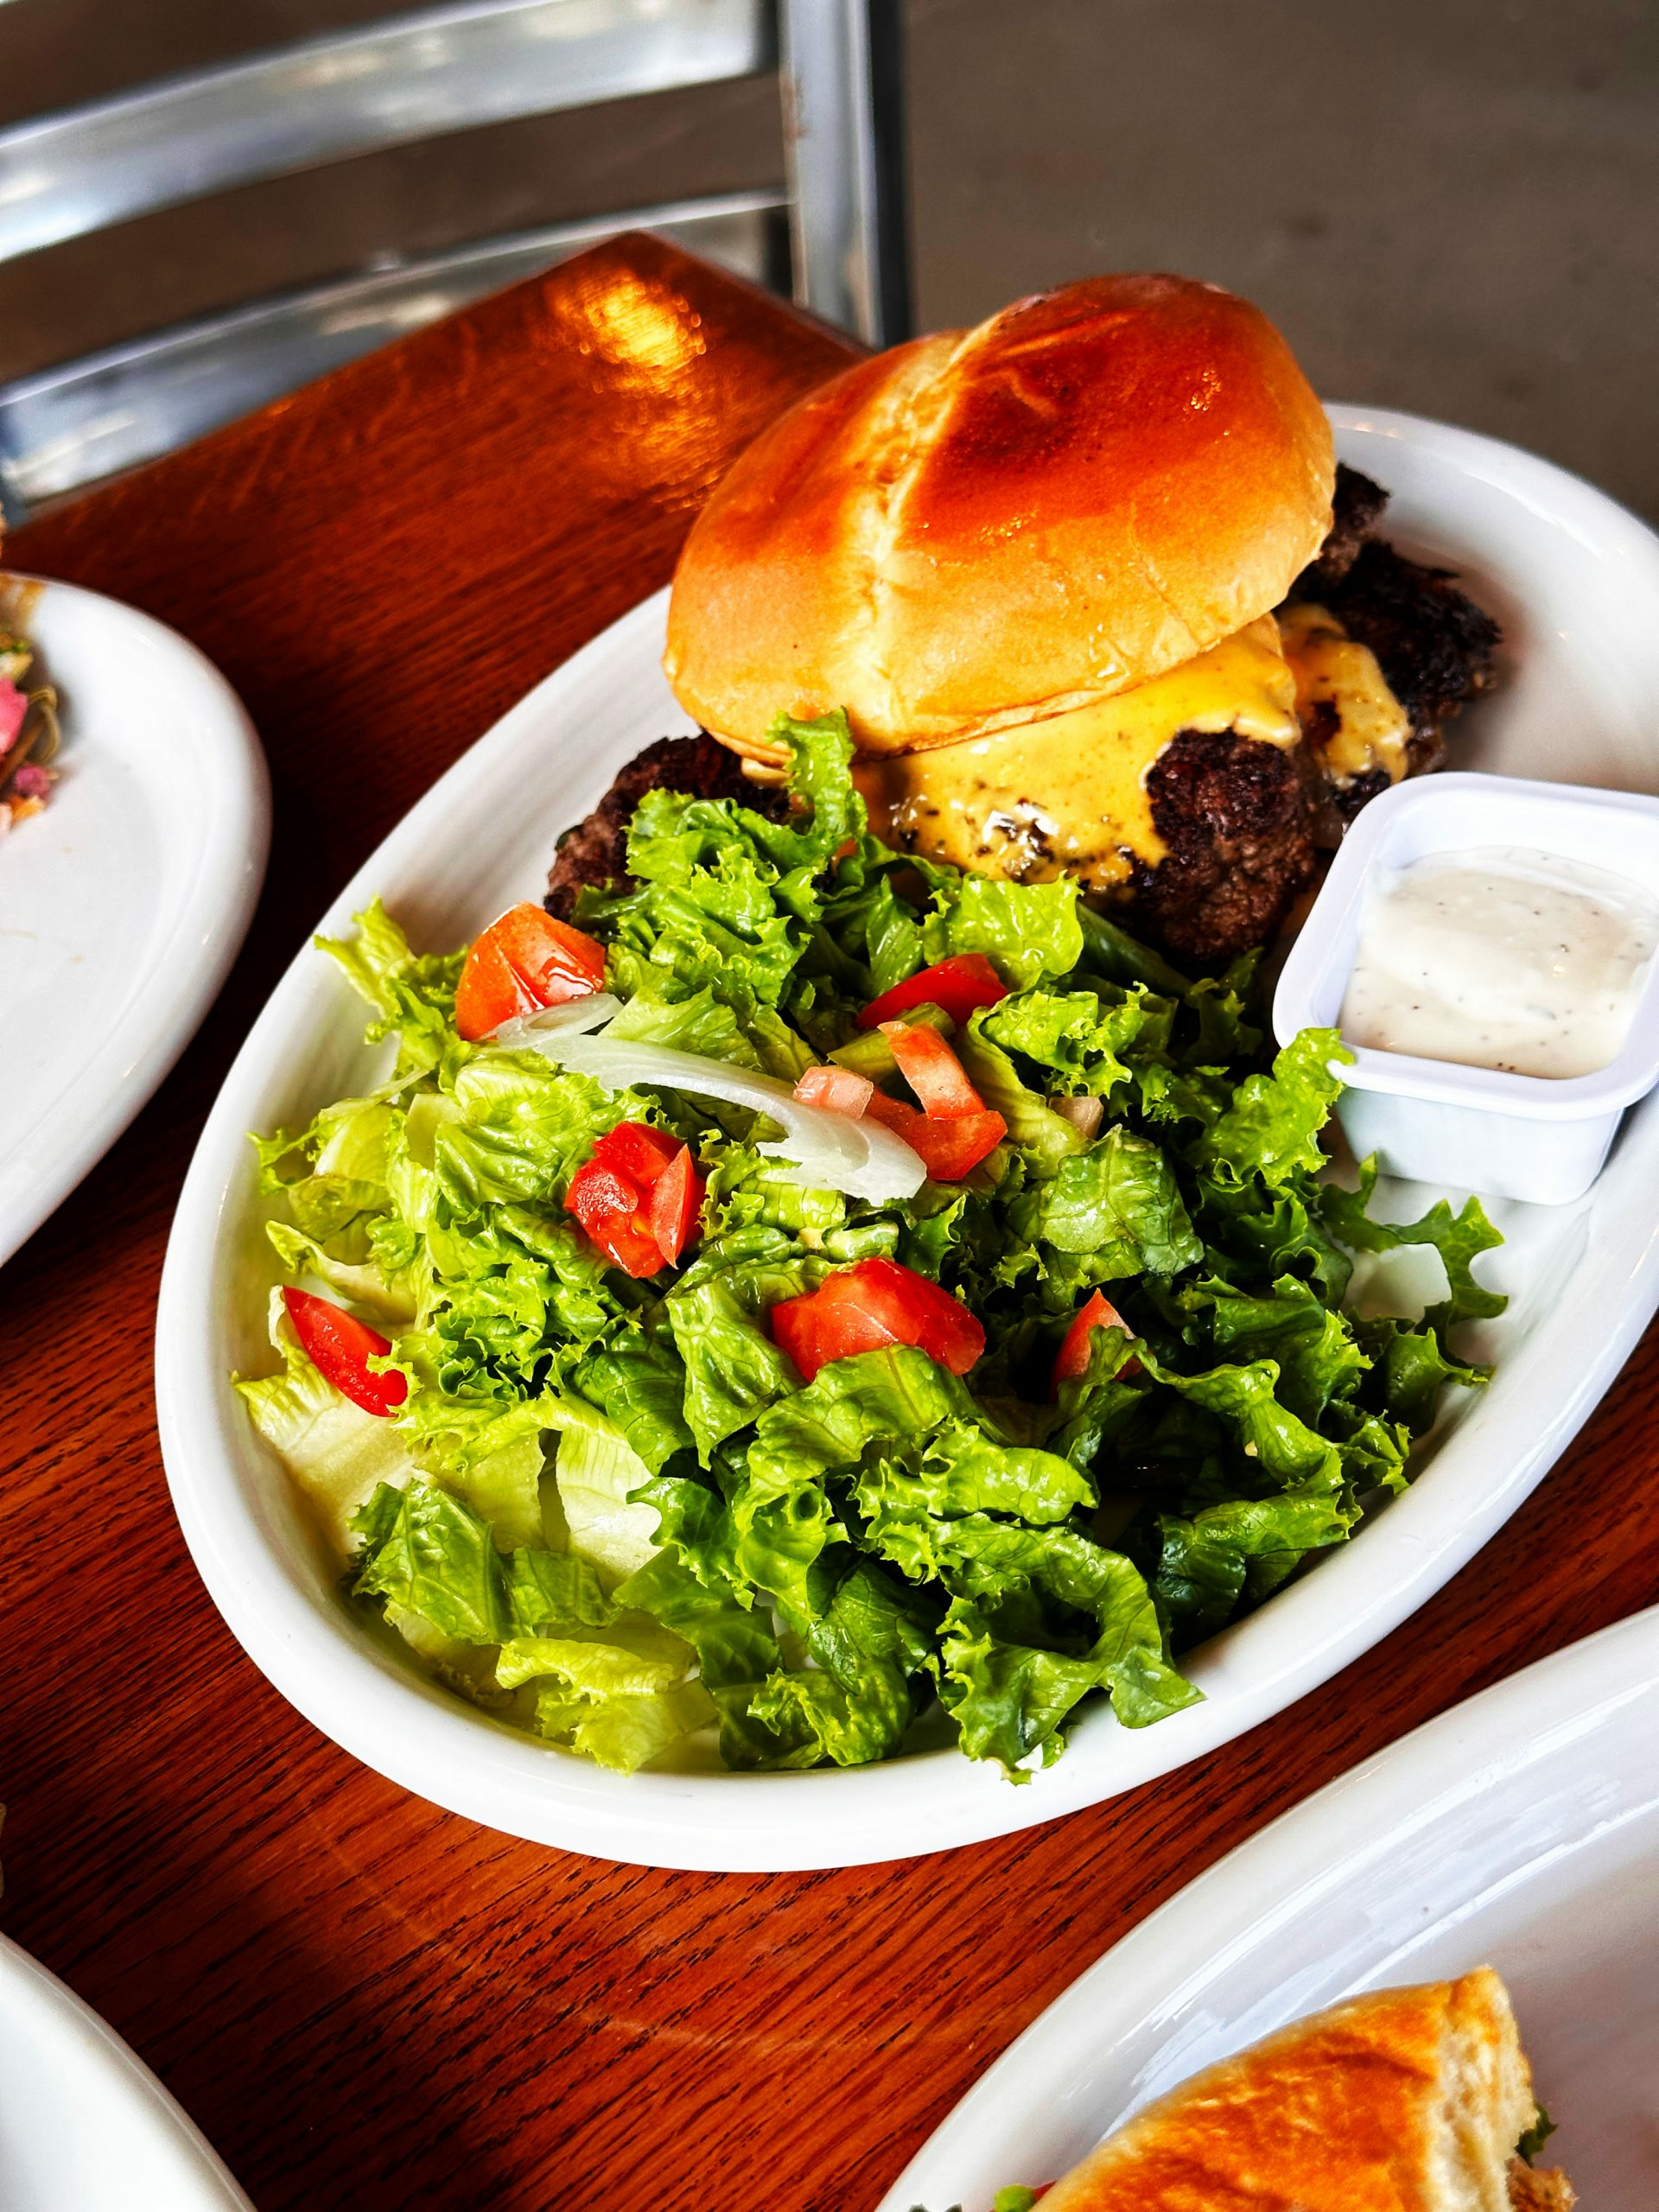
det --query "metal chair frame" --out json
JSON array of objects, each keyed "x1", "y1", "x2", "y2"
[{"x1": 0, "y1": 0, "x2": 909, "y2": 512}]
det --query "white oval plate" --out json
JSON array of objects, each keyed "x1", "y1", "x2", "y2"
[
  {"x1": 156, "y1": 409, "x2": 1659, "y2": 1871},
  {"x1": 878, "y1": 1601, "x2": 1659, "y2": 2211},
  {"x1": 0, "y1": 574, "x2": 268, "y2": 1268},
  {"x1": 0, "y1": 1934, "x2": 253, "y2": 2210}
]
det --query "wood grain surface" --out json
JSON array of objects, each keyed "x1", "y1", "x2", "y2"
[{"x1": 0, "y1": 233, "x2": 1654, "y2": 2212}]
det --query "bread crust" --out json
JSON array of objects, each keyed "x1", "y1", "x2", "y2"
[
  {"x1": 1037, "y1": 1970, "x2": 1538, "y2": 2212},
  {"x1": 664, "y1": 273, "x2": 1333, "y2": 760}
]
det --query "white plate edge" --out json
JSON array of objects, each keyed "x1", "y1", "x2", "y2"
[
  {"x1": 0, "y1": 1933, "x2": 255, "y2": 2210},
  {"x1": 0, "y1": 574, "x2": 270, "y2": 1268}
]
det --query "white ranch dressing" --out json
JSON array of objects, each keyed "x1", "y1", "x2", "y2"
[{"x1": 1340, "y1": 842, "x2": 1659, "y2": 1078}]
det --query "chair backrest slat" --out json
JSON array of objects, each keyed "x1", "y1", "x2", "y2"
[
  {"x1": 780, "y1": 0, "x2": 908, "y2": 351},
  {"x1": 0, "y1": 0, "x2": 772, "y2": 264}
]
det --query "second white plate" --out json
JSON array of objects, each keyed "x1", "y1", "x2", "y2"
[
  {"x1": 156, "y1": 408, "x2": 1659, "y2": 1870},
  {"x1": 879, "y1": 1602, "x2": 1659, "y2": 2210},
  {"x1": 0, "y1": 1935, "x2": 252, "y2": 2211},
  {"x1": 0, "y1": 573, "x2": 268, "y2": 1269}
]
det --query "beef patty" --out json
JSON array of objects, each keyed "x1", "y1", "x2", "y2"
[
  {"x1": 1288, "y1": 463, "x2": 1501, "y2": 766},
  {"x1": 1136, "y1": 732, "x2": 1317, "y2": 968},
  {"x1": 1128, "y1": 465, "x2": 1498, "y2": 963},
  {"x1": 545, "y1": 733, "x2": 787, "y2": 918},
  {"x1": 546, "y1": 467, "x2": 1499, "y2": 968}
]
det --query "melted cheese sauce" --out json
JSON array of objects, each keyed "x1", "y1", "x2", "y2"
[
  {"x1": 1342, "y1": 845, "x2": 1659, "y2": 1077},
  {"x1": 1276, "y1": 601, "x2": 1410, "y2": 786},
  {"x1": 856, "y1": 615, "x2": 1300, "y2": 886}
]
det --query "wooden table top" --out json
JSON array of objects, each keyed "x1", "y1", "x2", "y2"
[{"x1": 1, "y1": 233, "x2": 1654, "y2": 2212}]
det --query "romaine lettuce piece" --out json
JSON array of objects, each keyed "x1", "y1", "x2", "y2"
[
  {"x1": 1011, "y1": 1126, "x2": 1202, "y2": 1279},
  {"x1": 665, "y1": 1227, "x2": 821, "y2": 1460},
  {"x1": 548, "y1": 1399, "x2": 664, "y2": 1580},
  {"x1": 922, "y1": 872, "x2": 1085, "y2": 989},
  {"x1": 1191, "y1": 1028, "x2": 1350, "y2": 1191},
  {"x1": 237, "y1": 1290, "x2": 422, "y2": 1552}
]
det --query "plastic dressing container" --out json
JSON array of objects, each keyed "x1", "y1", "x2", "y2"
[{"x1": 1273, "y1": 772, "x2": 1659, "y2": 1205}]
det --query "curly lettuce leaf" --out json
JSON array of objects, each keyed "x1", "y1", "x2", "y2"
[
  {"x1": 666, "y1": 1227, "x2": 822, "y2": 1460},
  {"x1": 1192, "y1": 1029, "x2": 1350, "y2": 1191},
  {"x1": 980, "y1": 983, "x2": 1171, "y2": 1103},
  {"x1": 1011, "y1": 1126, "x2": 1202, "y2": 1280},
  {"x1": 922, "y1": 872, "x2": 1085, "y2": 989},
  {"x1": 1137, "y1": 1351, "x2": 1347, "y2": 1495},
  {"x1": 548, "y1": 1398, "x2": 664, "y2": 1580},
  {"x1": 506, "y1": 1547, "x2": 620, "y2": 1635},
  {"x1": 617, "y1": 1547, "x2": 790, "y2": 1769},
  {"x1": 352, "y1": 1479, "x2": 512, "y2": 1645},
  {"x1": 1187, "y1": 1273, "x2": 1370, "y2": 1425},
  {"x1": 941, "y1": 1560, "x2": 1198, "y2": 1769},
  {"x1": 519, "y1": 1611, "x2": 715, "y2": 1776},
  {"x1": 753, "y1": 1554, "x2": 939, "y2": 1767},
  {"x1": 744, "y1": 1348, "x2": 1194, "y2": 1764},
  {"x1": 1320, "y1": 1157, "x2": 1506, "y2": 1332},
  {"x1": 1155, "y1": 1492, "x2": 1356, "y2": 1634},
  {"x1": 318, "y1": 897, "x2": 467, "y2": 1082},
  {"x1": 348, "y1": 1477, "x2": 713, "y2": 1774},
  {"x1": 1354, "y1": 1313, "x2": 1490, "y2": 1435}
]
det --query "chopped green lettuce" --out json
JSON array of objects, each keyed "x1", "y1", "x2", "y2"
[{"x1": 239, "y1": 715, "x2": 1502, "y2": 1779}]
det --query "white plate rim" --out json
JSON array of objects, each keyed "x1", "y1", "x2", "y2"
[
  {"x1": 0, "y1": 571, "x2": 270, "y2": 1268},
  {"x1": 874, "y1": 1600, "x2": 1659, "y2": 2210},
  {"x1": 0, "y1": 1932, "x2": 254, "y2": 2209},
  {"x1": 154, "y1": 406, "x2": 1659, "y2": 1871}
]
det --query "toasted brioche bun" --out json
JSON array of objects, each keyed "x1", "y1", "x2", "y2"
[
  {"x1": 664, "y1": 272, "x2": 1334, "y2": 764},
  {"x1": 1039, "y1": 1969, "x2": 1566, "y2": 2212}
]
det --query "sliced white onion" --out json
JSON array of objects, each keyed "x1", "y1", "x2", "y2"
[
  {"x1": 496, "y1": 992, "x2": 624, "y2": 1046},
  {"x1": 498, "y1": 1014, "x2": 925, "y2": 1202},
  {"x1": 1050, "y1": 1090, "x2": 1104, "y2": 1139}
]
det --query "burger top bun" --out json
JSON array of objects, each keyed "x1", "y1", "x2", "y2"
[{"x1": 663, "y1": 272, "x2": 1335, "y2": 764}]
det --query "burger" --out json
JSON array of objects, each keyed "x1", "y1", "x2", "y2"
[
  {"x1": 944, "y1": 1970, "x2": 1573, "y2": 2212},
  {"x1": 550, "y1": 273, "x2": 1498, "y2": 964}
]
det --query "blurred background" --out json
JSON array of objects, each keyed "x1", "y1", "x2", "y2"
[{"x1": 0, "y1": 0, "x2": 1652, "y2": 517}]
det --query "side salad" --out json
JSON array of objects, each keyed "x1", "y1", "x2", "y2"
[{"x1": 240, "y1": 713, "x2": 1501, "y2": 1779}]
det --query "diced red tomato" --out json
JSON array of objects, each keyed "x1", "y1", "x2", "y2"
[
  {"x1": 570, "y1": 1193, "x2": 664, "y2": 1276},
  {"x1": 647, "y1": 1145, "x2": 701, "y2": 1268},
  {"x1": 880, "y1": 1021, "x2": 985, "y2": 1116},
  {"x1": 283, "y1": 1286, "x2": 408, "y2": 1416},
  {"x1": 454, "y1": 936, "x2": 535, "y2": 1039},
  {"x1": 793, "y1": 1064, "x2": 877, "y2": 1118},
  {"x1": 454, "y1": 903, "x2": 607, "y2": 1041},
  {"x1": 591, "y1": 1121, "x2": 683, "y2": 1186},
  {"x1": 493, "y1": 903, "x2": 606, "y2": 1002},
  {"x1": 565, "y1": 1122, "x2": 703, "y2": 1277},
  {"x1": 769, "y1": 1256, "x2": 985, "y2": 1383},
  {"x1": 864, "y1": 1088, "x2": 1007, "y2": 1180},
  {"x1": 905, "y1": 1109, "x2": 1006, "y2": 1179},
  {"x1": 568, "y1": 1160, "x2": 671, "y2": 1277},
  {"x1": 1052, "y1": 1290, "x2": 1138, "y2": 1394},
  {"x1": 857, "y1": 953, "x2": 1009, "y2": 1031}
]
